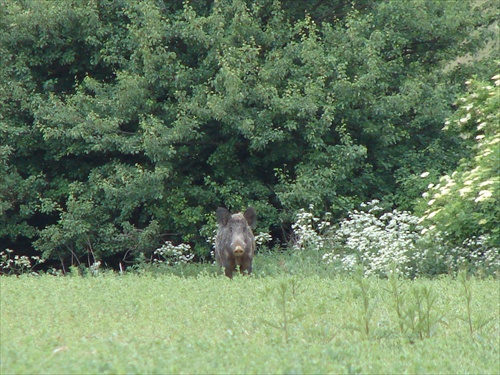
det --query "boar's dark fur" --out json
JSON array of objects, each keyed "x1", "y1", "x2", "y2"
[{"x1": 215, "y1": 207, "x2": 256, "y2": 278}]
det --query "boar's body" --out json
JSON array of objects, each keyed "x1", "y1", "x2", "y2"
[{"x1": 215, "y1": 207, "x2": 256, "y2": 278}]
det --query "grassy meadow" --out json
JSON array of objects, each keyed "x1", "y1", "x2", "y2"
[{"x1": 1, "y1": 266, "x2": 499, "y2": 374}]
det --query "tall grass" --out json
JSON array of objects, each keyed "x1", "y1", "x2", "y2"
[{"x1": 1, "y1": 273, "x2": 498, "y2": 374}]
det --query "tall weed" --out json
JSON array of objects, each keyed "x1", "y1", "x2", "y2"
[{"x1": 458, "y1": 270, "x2": 494, "y2": 338}]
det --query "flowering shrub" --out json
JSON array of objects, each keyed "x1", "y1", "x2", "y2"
[
  {"x1": 255, "y1": 232, "x2": 273, "y2": 247},
  {"x1": 321, "y1": 201, "x2": 423, "y2": 277},
  {"x1": 417, "y1": 234, "x2": 500, "y2": 276},
  {"x1": 0, "y1": 249, "x2": 45, "y2": 276},
  {"x1": 153, "y1": 241, "x2": 195, "y2": 266},
  {"x1": 290, "y1": 201, "x2": 499, "y2": 277},
  {"x1": 451, "y1": 236, "x2": 499, "y2": 274},
  {"x1": 418, "y1": 73, "x2": 499, "y2": 248},
  {"x1": 290, "y1": 206, "x2": 332, "y2": 252}
]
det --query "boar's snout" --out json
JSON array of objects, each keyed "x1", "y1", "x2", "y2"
[{"x1": 233, "y1": 245, "x2": 244, "y2": 256}]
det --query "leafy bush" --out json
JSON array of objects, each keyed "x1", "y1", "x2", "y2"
[{"x1": 417, "y1": 73, "x2": 500, "y2": 249}]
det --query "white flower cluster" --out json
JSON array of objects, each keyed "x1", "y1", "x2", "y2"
[
  {"x1": 321, "y1": 200, "x2": 422, "y2": 277},
  {"x1": 290, "y1": 201, "x2": 499, "y2": 277},
  {"x1": 205, "y1": 229, "x2": 217, "y2": 247},
  {"x1": 438, "y1": 235, "x2": 500, "y2": 273},
  {"x1": 255, "y1": 232, "x2": 272, "y2": 247},
  {"x1": 153, "y1": 241, "x2": 195, "y2": 266},
  {"x1": 0, "y1": 249, "x2": 45, "y2": 275},
  {"x1": 291, "y1": 205, "x2": 332, "y2": 252}
]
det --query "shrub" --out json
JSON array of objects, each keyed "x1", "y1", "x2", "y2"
[
  {"x1": 153, "y1": 241, "x2": 195, "y2": 266},
  {"x1": 417, "y1": 72, "x2": 500, "y2": 248},
  {"x1": 290, "y1": 206, "x2": 332, "y2": 252},
  {"x1": 292, "y1": 201, "x2": 499, "y2": 278},
  {"x1": 321, "y1": 200, "x2": 423, "y2": 277},
  {"x1": 416, "y1": 234, "x2": 499, "y2": 277},
  {"x1": 0, "y1": 249, "x2": 45, "y2": 276}
]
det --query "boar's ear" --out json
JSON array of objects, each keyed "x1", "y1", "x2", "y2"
[
  {"x1": 244, "y1": 207, "x2": 257, "y2": 229},
  {"x1": 216, "y1": 207, "x2": 231, "y2": 226}
]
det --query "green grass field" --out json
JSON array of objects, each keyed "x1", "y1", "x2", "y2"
[{"x1": 1, "y1": 272, "x2": 499, "y2": 374}]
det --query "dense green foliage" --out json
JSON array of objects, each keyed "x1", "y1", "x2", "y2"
[
  {"x1": 0, "y1": 0, "x2": 498, "y2": 266},
  {"x1": 1, "y1": 274, "x2": 499, "y2": 373},
  {"x1": 418, "y1": 74, "x2": 499, "y2": 248}
]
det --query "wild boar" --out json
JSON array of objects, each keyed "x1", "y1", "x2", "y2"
[{"x1": 215, "y1": 207, "x2": 256, "y2": 278}]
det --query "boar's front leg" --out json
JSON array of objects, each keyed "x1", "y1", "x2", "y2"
[
  {"x1": 224, "y1": 259, "x2": 237, "y2": 278},
  {"x1": 239, "y1": 260, "x2": 252, "y2": 276}
]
